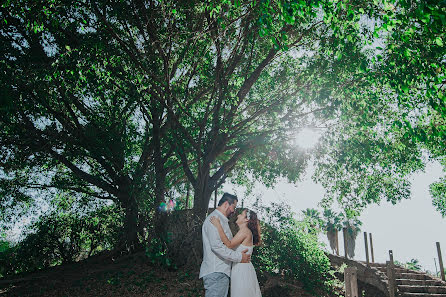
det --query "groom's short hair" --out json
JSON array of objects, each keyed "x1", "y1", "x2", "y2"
[{"x1": 218, "y1": 193, "x2": 238, "y2": 206}]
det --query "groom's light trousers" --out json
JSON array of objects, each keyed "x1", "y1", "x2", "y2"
[{"x1": 203, "y1": 272, "x2": 230, "y2": 297}]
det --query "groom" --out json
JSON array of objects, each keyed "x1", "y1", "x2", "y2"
[{"x1": 199, "y1": 193, "x2": 251, "y2": 297}]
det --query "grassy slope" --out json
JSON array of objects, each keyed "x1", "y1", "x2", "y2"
[{"x1": 0, "y1": 251, "x2": 317, "y2": 297}]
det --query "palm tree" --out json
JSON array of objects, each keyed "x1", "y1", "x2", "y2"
[
  {"x1": 322, "y1": 210, "x2": 343, "y2": 255},
  {"x1": 342, "y1": 210, "x2": 362, "y2": 259},
  {"x1": 301, "y1": 208, "x2": 322, "y2": 234}
]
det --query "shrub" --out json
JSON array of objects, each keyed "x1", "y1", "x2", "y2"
[
  {"x1": 0, "y1": 238, "x2": 16, "y2": 278},
  {"x1": 252, "y1": 203, "x2": 335, "y2": 295},
  {"x1": 0, "y1": 204, "x2": 123, "y2": 276}
]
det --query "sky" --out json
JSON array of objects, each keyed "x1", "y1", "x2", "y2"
[{"x1": 221, "y1": 159, "x2": 446, "y2": 274}]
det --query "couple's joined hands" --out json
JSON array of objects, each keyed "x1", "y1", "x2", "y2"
[{"x1": 209, "y1": 216, "x2": 251, "y2": 263}]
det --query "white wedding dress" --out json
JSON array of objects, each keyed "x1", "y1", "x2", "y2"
[{"x1": 231, "y1": 244, "x2": 262, "y2": 297}]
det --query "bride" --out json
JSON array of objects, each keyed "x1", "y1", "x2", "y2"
[{"x1": 210, "y1": 209, "x2": 262, "y2": 297}]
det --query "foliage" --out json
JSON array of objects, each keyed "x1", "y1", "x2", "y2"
[
  {"x1": 0, "y1": 203, "x2": 123, "y2": 276},
  {"x1": 342, "y1": 209, "x2": 362, "y2": 259},
  {"x1": 322, "y1": 209, "x2": 343, "y2": 254},
  {"x1": 301, "y1": 208, "x2": 323, "y2": 233},
  {"x1": 3, "y1": 0, "x2": 441, "y2": 236},
  {"x1": 144, "y1": 236, "x2": 174, "y2": 269},
  {"x1": 253, "y1": 203, "x2": 336, "y2": 294},
  {"x1": 322, "y1": 209, "x2": 344, "y2": 232},
  {"x1": 405, "y1": 258, "x2": 423, "y2": 271},
  {"x1": 430, "y1": 176, "x2": 446, "y2": 218},
  {"x1": 0, "y1": 0, "x2": 444, "y2": 266},
  {"x1": 395, "y1": 258, "x2": 422, "y2": 271},
  {"x1": 301, "y1": 207, "x2": 361, "y2": 257},
  {"x1": 313, "y1": 94, "x2": 425, "y2": 211},
  {"x1": 0, "y1": 235, "x2": 14, "y2": 278},
  {"x1": 312, "y1": 0, "x2": 446, "y2": 214}
]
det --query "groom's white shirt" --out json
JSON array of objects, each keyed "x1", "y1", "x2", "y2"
[{"x1": 199, "y1": 209, "x2": 242, "y2": 278}]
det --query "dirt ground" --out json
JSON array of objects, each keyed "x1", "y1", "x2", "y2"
[{"x1": 0, "y1": 252, "x2": 319, "y2": 297}]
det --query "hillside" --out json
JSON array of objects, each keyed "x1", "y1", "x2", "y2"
[{"x1": 0, "y1": 251, "x2": 318, "y2": 297}]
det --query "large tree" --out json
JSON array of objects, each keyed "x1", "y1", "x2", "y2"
[
  {"x1": 1, "y1": 0, "x2": 443, "y2": 254},
  {"x1": 0, "y1": 0, "x2": 178, "y2": 249}
]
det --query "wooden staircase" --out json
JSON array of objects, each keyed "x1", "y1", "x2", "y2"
[{"x1": 369, "y1": 262, "x2": 446, "y2": 297}]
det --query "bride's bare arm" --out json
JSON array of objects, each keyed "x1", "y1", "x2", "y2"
[{"x1": 210, "y1": 217, "x2": 247, "y2": 249}]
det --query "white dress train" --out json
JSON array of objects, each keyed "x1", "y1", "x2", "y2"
[{"x1": 230, "y1": 244, "x2": 262, "y2": 297}]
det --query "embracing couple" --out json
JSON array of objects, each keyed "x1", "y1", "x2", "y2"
[{"x1": 199, "y1": 193, "x2": 262, "y2": 297}]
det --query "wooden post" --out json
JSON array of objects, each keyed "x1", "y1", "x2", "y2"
[
  {"x1": 343, "y1": 228, "x2": 348, "y2": 258},
  {"x1": 369, "y1": 233, "x2": 375, "y2": 263},
  {"x1": 437, "y1": 242, "x2": 445, "y2": 281},
  {"x1": 389, "y1": 249, "x2": 394, "y2": 264},
  {"x1": 434, "y1": 258, "x2": 439, "y2": 275},
  {"x1": 335, "y1": 229, "x2": 340, "y2": 256},
  {"x1": 214, "y1": 190, "x2": 217, "y2": 209},
  {"x1": 387, "y1": 250, "x2": 396, "y2": 297},
  {"x1": 345, "y1": 267, "x2": 359, "y2": 297},
  {"x1": 364, "y1": 232, "x2": 370, "y2": 266}
]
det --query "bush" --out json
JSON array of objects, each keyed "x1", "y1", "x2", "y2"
[
  {"x1": 0, "y1": 204, "x2": 123, "y2": 276},
  {"x1": 0, "y1": 238, "x2": 16, "y2": 278},
  {"x1": 252, "y1": 203, "x2": 335, "y2": 295}
]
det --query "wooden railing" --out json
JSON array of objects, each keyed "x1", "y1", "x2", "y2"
[{"x1": 332, "y1": 229, "x2": 446, "y2": 296}]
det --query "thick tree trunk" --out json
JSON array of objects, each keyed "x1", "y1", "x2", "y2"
[
  {"x1": 159, "y1": 171, "x2": 215, "y2": 267},
  {"x1": 97, "y1": 195, "x2": 141, "y2": 261},
  {"x1": 192, "y1": 185, "x2": 213, "y2": 219},
  {"x1": 176, "y1": 174, "x2": 212, "y2": 265},
  {"x1": 119, "y1": 193, "x2": 141, "y2": 253},
  {"x1": 192, "y1": 169, "x2": 214, "y2": 220},
  {"x1": 153, "y1": 166, "x2": 167, "y2": 239},
  {"x1": 151, "y1": 104, "x2": 169, "y2": 243}
]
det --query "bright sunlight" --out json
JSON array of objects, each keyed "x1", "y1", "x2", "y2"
[{"x1": 294, "y1": 128, "x2": 322, "y2": 150}]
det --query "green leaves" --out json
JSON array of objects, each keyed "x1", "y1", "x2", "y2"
[
  {"x1": 0, "y1": 203, "x2": 123, "y2": 276},
  {"x1": 1, "y1": 0, "x2": 446, "y2": 260},
  {"x1": 254, "y1": 203, "x2": 335, "y2": 294},
  {"x1": 314, "y1": 86, "x2": 426, "y2": 212},
  {"x1": 430, "y1": 177, "x2": 446, "y2": 218}
]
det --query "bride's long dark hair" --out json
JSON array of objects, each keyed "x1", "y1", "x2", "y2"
[{"x1": 247, "y1": 210, "x2": 261, "y2": 246}]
